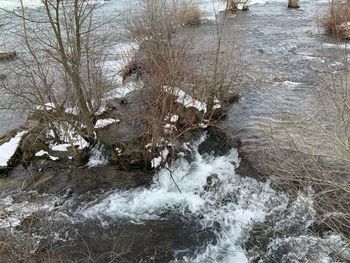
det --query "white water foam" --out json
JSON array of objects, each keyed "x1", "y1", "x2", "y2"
[
  {"x1": 79, "y1": 134, "x2": 289, "y2": 261},
  {"x1": 78, "y1": 133, "x2": 350, "y2": 262},
  {"x1": 87, "y1": 144, "x2": 108, "y2": 168}
]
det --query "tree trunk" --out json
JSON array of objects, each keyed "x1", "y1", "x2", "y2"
[{"x1": 288, "y1": 0, "x2": 300, "y2": 8}]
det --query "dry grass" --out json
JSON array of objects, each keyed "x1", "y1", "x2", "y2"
[
  {"x1": 242, "y1": 61, "x2": 350, "y2": 245},
  {"x1": 122, "y1": 0, "x2": 239, "y2": 162},
  {"x1": 322, "y1": 0, "x2": 350, "y2": 39},
  {"x1": 177, "y1": 1, "x2": 201, "y2": 26}
]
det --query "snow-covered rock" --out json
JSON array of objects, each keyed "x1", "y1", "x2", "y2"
[
  {"x1": 0, "y1": 131, "x2": 27, "y2": 170},
  {"x1": 94, "y1": 118, "x2": 120, "y2": 129},
  {"x1": 35, "y1": 150, "x2": 59, "y2": 161}
]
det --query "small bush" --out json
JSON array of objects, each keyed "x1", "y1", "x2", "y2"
[
  {"x1": 322, "y1": 0, "x2": 350, "y2": 39},
  {"x1": 124, "y1": 0, "x2": 239, "y2": 158},
  {"x1": 177, "y1": 1, "x2": 201, "y2": 26}
]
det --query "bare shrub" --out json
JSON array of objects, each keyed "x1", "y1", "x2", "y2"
[
  {"x1": 322, "y1": 0, "x2": 350, "y2": 39},
  {"x1": 0, "y1": 0, "x2": 115, "y2": 147},
  {"x1": 122, "y1": 0, "x2": 240, "y2": 164},
  {"x1": 176, "y1": 0, "x2": 201, "y2": 26}
]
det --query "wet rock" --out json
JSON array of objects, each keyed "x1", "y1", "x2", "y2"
[
  {"x1": 236, "y1": 150, "x2": 267, "y2": 182},
  {"x1": 0, "y1": 165, "x2": 28, "y2": 193},
  {"x1": 0, "y1": 51, "x2": 16, "y2": 60},
  {"x1": 21, "y1": 162, "x2": 152, "y2": 197},
  {"x1": 198, "y1": 127, "x2": 235, "y2": 157},
  {"x1": 0, "y1": 73, "x2": 6, "y2": 81},
  {"x1": 109, "y1": 147, "x2": 148, "y2": 170},
  {"x1": 204, "y1": 173, "x2": 220, "y2": 191},
  {"x1": 27, "y1": 217, "x2": 217, "y2": 263}
]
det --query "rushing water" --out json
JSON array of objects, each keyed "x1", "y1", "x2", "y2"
[{"x1": 1, "y1": 133, "x2": 349, "y2": 262}]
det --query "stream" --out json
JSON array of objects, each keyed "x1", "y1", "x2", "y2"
[{"x1": 0, "y1": 0, "x2": 350, "y2": 262}]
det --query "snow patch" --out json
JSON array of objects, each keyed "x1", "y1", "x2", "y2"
[
  {"x1": 0, "y1": 131, "x2": 27, "y2": 167},
  {"x1": 163, "y1": 86, "x2": 220, "y2": 113},
  {"x1": 35, "y1": 150, "x2": 59, "y2": 161},
  {"x1": 151, "y1": 148, "x2": 170, "y2": 168},
  {"x1": 36, "y1": 102, "x2": 55, "y2": 111},
  {"x1": 164, "y1": 123, "x2": 177, "y2": 135},
  {"x1": 48, "y1": 122, "x2": 89, "y2": 150},
  {"x1": 50, "y1": 143, "x2": 71, "y2": 152},
  {"x1": 94, "y1": 118, "x2": 120, "y2": 129}
]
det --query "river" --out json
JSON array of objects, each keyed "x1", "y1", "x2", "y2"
[{"x1": 0, "y1": 0, "x2": 349, "y2": 262}]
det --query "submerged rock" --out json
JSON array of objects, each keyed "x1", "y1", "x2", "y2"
[
  {"x1": 0, "y1": 51, "x2": 16, "y2": 60},
  {"x1": 21, "y1": 162, "x2": 153, "y2": 197}
]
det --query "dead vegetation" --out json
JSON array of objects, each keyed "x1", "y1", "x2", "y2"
[
  {"x1": 0, "y1": 0, "x2": 240, "y2": 171},
  {"x1": 221, "y1": 0, "x2": 250, "y2": 12},
  {"x1": 322, "y1": 0, "x2": 350, "y2": 39},
  {"x1": 0, "y1": 0, "x2": 116, "y2": 154},
  {"x1": 120, "y1": 0, "x2": 240, "y2": 167},
  {"x1": 241, "y1": 56, "x2": 350, "y2": 248}
]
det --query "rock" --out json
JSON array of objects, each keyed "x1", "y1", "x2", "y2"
[
  {"x1": 288, "y1": 0, "x2": 300, "y2": 8},
  {"x1": 198, "y1": 127, "x2": 235, "y2": 157},
  {"x1": 0, "y1": 130, "x2": 26, "y2": 175},
  {"x1": 4, "y1": 214, "x2": 217, "y2": 263},
  {"x1": 21, "y1": 162, "x2": 152, "y2": 197},
  {"x1": 109, "y1": 145, "x2": 149, "y2": 170},
  {"x1": 0, "y1": 51, "x2": 16, "y2": 60}
]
